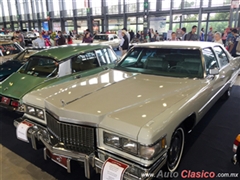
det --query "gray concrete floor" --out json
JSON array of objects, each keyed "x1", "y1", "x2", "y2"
[{"x1": 1, "y1": 75, "x2": 240, "y2": 180}]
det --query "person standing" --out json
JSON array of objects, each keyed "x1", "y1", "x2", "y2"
[
  {"x1": 57, "y1": 31, "x2": 66, "y2": 45},
  {"x1": 120, "y1": 31, "x2": 129, "y2": 56},
  {"x1": 15, "y1": 31, "x2": 25, "y2": 48},
  {"x1": 122, "y1": 28, "x2": 130, "y2": 43},
  {"x1": 199, "y1": 28, "x2": 205, "y2": 41},
  {"x1": 207, "y1": 27, "x2": 214, "y2": 42},
  {"x1": 214, "y1": 32, "x2": 223, "y2": 44},
  {"x1": 181, "y1": 27, "x2": 187, "y2": 41},
  {"x1": 185, "y1": 25, "x2": 198, "y2": 41},
  {"x1": 148, "y1": 28, "x2": 155, "y2": 42},
  {"x1": 169, "y1": 32, "x2": 178, "y2": 41},
  {"x1": 82, "y1": 31, "x2": 93, "y2": 43},
  {"x1": 229, "y1": 28, "x2": 239, "y2": 57},
  {"x1": 32, "y1": 33, "x2": 45, "y2": 47},
  {"x1": 67, "y1": 35, "x2": 73, "y2": 44}
]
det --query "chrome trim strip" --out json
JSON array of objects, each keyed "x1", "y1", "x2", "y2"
[{"x1": 46, "y1": 109, "x2": 98, "y2": 127}]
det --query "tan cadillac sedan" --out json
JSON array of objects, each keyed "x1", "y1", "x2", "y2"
[{"x1": 14, "y1": 42, "x2": 240, "y2": 179}]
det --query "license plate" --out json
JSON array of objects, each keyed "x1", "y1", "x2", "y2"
[
  {"x1": 46, "y1": 149, "x2": 69, "y2": 169},
  {"x1": 101, "y1": 157, "x2": 129, "y2": 180},
  {"x1": 16, "y1": 120, "x2": 33, "y2": 143},
  {"x1": 1, "y1": 96, "x2": 10, "y2": 105}
]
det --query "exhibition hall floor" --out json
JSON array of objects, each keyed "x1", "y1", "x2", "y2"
[{"x1": 1, "y1": 76, "x2": 240, "y2": 180}]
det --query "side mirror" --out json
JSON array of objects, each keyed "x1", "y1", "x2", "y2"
[{"x1": 209, "y1": 68, "x2": 219, "y2": 75}]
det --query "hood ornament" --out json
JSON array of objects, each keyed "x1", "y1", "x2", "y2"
[
  {"x1": 3, "y1": 87, "x2": 8, "y2": 91},
  {"x1": 60, "y1": 99, "x2": 65, "y2": 107}
]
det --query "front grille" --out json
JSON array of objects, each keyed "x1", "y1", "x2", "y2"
[{"x1": 46, "y1": 111, "x2": 96, "y2": 155}]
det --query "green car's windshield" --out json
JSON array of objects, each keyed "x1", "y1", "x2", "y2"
[
  {"x1": 115, "y1": 47, "x2": 203, "y2": 78},
  {"x1": 19, "y1": 56, "x2": 58, "y2": 78}
]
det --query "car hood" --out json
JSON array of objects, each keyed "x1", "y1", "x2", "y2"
[
  {"x1": 0, "y1": 72, "x2": 45, "y2": 99},
  {"x1": 45, "y1": 69, "x2": 203, "y2": 139}
]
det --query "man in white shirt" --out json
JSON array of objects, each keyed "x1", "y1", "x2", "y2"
[{"x1": 122, "y1": 28, "x2": 130, "y2": 43}]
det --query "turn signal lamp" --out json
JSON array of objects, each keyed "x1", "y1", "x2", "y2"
[
  {"x1": 11, "y1": 100, "x2": 19, "y2": 108},
  {"x1": 233, "y1": 134, "x2": 240, "y2": 153}
]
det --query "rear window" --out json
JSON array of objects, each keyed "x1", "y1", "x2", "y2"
[{"x1": 20, "y1": 57, "x2": 58, "y2": 78}]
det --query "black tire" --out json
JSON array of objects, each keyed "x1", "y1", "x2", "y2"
[{"x1": 167, "y1": 126, "x2": 185, "y2": 172}]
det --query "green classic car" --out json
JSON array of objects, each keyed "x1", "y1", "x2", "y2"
[{"x1": 0, "y1": 44, "x2": 118, "y2": 110}]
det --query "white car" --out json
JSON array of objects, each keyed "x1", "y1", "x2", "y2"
[
  {"x1": 14, "y1": 41, "x2": 240, "y2": 179},
  {"x1": 93, "y1": 34, "x2": 121, "y2": 50}
]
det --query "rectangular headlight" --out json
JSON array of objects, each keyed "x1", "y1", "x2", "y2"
[
  {"x1": 103, "y1": 132, "x2": 120, "y2": 147},
  {"x1": 103, "y1": 131, "x2": 166, "y2": 159},
  {"x1": 25, "y1": 105, "x2": 44, "y2": 120},
  {"x1": 26, "y1": 105, "x2": 36, "y2": 115},
  {"x1": 122, "y1": 138, "x2": 138, "y2": 154},
  {"x1": 36, "y1": 109, "x2": 44, "y2": 120}
]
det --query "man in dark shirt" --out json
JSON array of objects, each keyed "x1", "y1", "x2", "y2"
[
  {"x1": 57, "y1": 31, "x2": 66, "y2": 45},
  {"x1": 15, "y1": 31, "x2": 25, "y2": 48},
  {"x1": 229, "y1": 28, "x2": 239, "y2": 57},
  {"x1": 185, "y1": 25, "x2": 198, "y2": 41},
  {"x1": 120, "y1": 31, "x2": 129, "y2": 56}
]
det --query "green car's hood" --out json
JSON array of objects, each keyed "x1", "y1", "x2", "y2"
[{"x1": 0, "y1": 72, "x2": 45, "y2": 99}]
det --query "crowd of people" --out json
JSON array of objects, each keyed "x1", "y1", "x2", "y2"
[{"x1": 5, "y1": 25, "x2": 240, "y2": 57}]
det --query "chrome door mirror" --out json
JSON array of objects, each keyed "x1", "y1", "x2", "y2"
[{"x1": 209, "y1": 68, "x2": 219, "y2": 75}]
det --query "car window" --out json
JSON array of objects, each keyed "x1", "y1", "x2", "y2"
[
  {"x1": 71, "y1": 51, "x2": 99, "y2": 73},
  {"x1": 114, "y1": 35, "x2": 118, "y2": 39},
  {"x1": 13, "y1": 49, "x2": 38, "y2": 62},
  {"x1": 213, "y1": 46, "x2": 229, "y2": 67},
  {"x1": 95, "y1": 48, "x2": 116, "y2": 65},
  {"x1": 94, "y1": 35, "x2": 108, "y2": 41},
  {"x1": 20, "y1": 57, "x2": 58, "y2": 77},
  {"x1": 202, "y1": 48, "x2": 219, "y2": 74},
  {"x1": 0, "y1": 43, "x2": 22, "y2": 56},
  {"x1": 116, "y1": 47, "x2": 203, "y2": 78}
]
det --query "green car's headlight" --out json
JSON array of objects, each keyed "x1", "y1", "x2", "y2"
[
  {"x1": 25, "y1": 105, "x2": 44, "y2": 120},
  {"x1": 103, "y1": 131, "x2": 166, "y2": 159}
]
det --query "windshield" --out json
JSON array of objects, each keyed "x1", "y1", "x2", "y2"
[
  {"x1": 0, "y1": 43, "x2": 22, "y2": 56},
  {"x1": 20, "y1": 57, "x2": 58, "y2": 78},
  {"x1": 115, "y1": 47, "x2": 203, "y2": 78},
  {"x1": 94, "y1": 35, "x2": 108, "y2": 41},
  {"x1": 13, "y1": 49, "x2": 39, "y2": 62}
]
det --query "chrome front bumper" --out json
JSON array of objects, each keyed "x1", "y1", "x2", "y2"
[
  {"x1": 14, "y1": 117, "x2": 46, "y2": 150},
  {"x1": 40, "y1": 132, "x2": 167, "y2": 180},
  {"x1": 14, "y1": 117, "x2": 168, "y2": 180}
]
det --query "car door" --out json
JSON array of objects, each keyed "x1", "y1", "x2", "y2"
[
  {"x1": 197, "y1": 47, "x2": 223, "y2": 119},
  {"x1": 212, "y1": 45, "x2": 233, "y2": 87}
]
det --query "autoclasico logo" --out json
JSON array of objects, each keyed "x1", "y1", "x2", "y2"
[
  {"x1": 142, "y1": 170, "x2": 239, "y2": 179},
  {"x1": 181, "y1": 170, "x2": 215, "y2": 178}
]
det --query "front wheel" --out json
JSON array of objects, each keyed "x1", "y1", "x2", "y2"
[{"x1": 167, "y1": 126, "x2": 185, "y2": 172}]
